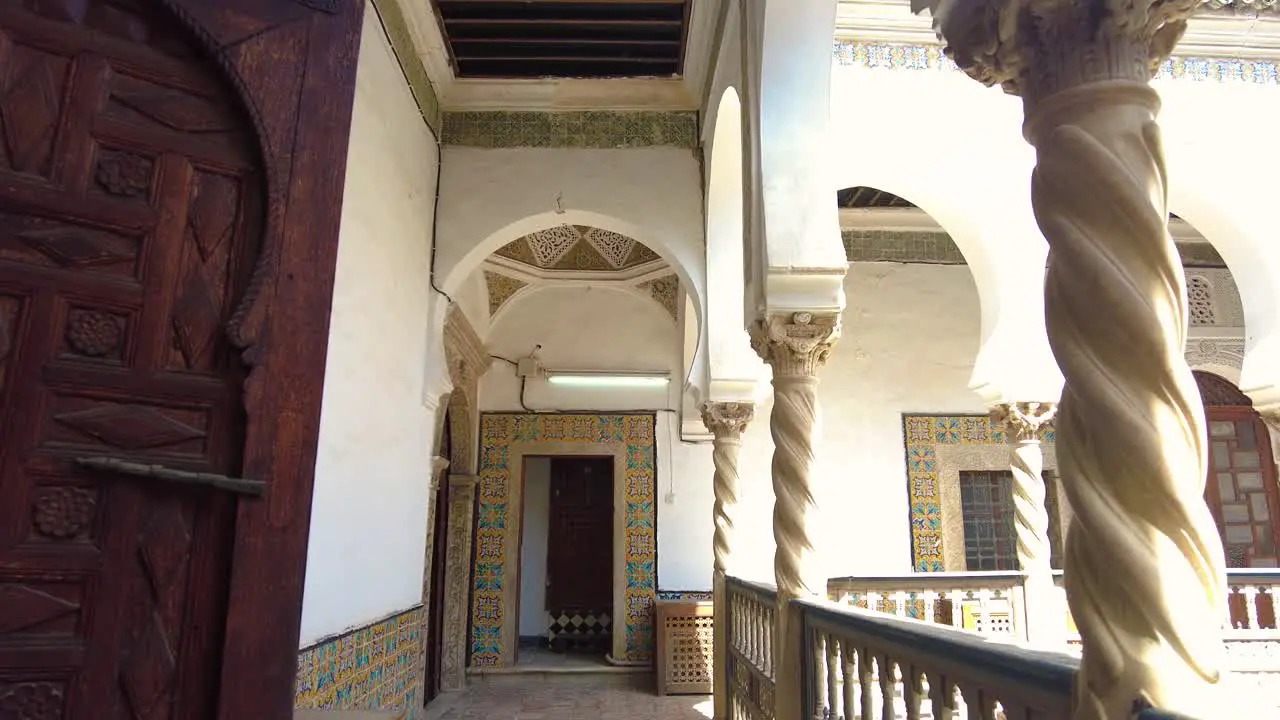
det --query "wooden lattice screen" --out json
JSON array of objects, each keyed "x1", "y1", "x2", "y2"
[{"x1": 654, "y1": 599, "x2": 715, "y2": 695}]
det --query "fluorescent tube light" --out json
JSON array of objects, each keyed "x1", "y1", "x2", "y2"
[{"x1": 545, "y1": 371, "x2": 670, "y2": 388}]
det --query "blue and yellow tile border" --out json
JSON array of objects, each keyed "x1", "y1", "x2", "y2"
[
  {"x1": 294, "y1": 605, "x2": 422, "y2": 712},
  {"x1": 903, "y1": 414, "x2": 1054, "y2": 571},
  {"x1": 471, "y1": 413, "x2": 657, "y2": 667},
  {"x1": 832, "y1": 40, "x2": 1280, "y2": 85}
]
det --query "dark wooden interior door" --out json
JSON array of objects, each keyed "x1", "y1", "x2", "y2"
[
  {"x1": 0, "y1": 2, "x2": 262, "y2": 717},
  {"x1": 423, "y1": 416, "x2": 451, "y2": 704},
  {"x1": 545, "y1": 457, "x2": 614, "y2": 619}
]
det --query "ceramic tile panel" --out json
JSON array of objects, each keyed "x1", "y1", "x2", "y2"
[
  {"x1": 842, "y1": 230, "x2": 1227, "y2": 269},
  {"x1": 471, "y1": 413, "x2": 657, "y2": 667},
  {"x1": 657, "y1": 590, "x2": 713, "y2": 601},
  {"x1": 295, "y1": 606, "x2": 422, "y2": 712},
  {"x1": 902, "y1": 414, "x2": 1055, "y2": 571},
  {"x1": 831, "y1": 40, "x2": 1279, "y2": 85},
  {"x1": 441, "y1": 111, "x2": 699, "y2": 148}
]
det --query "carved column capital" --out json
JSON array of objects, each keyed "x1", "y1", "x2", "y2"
[
  {"x1": 429, "y1": 457, "x2": 450, "y2": 490},
  {"x1": 990, "y1": 401, "x2": 1058, "y2": 443},
  {"x1": 749, "y1": 312, "x2": 841, "y2": 378},
  {"x1": 700, "y1": 401, "x2": 755, "y2": 439},
  {"x1": 918, "y1": 0, "x2": 1197, "y2": 105}
]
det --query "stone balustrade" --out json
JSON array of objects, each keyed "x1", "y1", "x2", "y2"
[{"x1": 725, "y1": 577, "x2": 778, "y2": 720}]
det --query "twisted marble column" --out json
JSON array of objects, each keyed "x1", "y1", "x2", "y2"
[
  {"x1": 749, "y1": 312, "x2": 840, "y2": 720},
  {"x1": 701, "y1": 401, "x2": 755, "y2": 720},
  {"x1": 990, "y1": 402, "x2": 1060, "y2": 644},
  {"x1": 916, "y1": 1, "x2": 1229, "y2": 715}
]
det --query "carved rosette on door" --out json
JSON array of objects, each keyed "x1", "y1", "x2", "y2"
[{"x1": 0, "y1": 2, "x2": 265, "y2": 717}]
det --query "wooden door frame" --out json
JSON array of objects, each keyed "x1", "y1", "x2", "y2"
[{"x1": 150, "y1": 1, "x2": 365, "y2": 718}]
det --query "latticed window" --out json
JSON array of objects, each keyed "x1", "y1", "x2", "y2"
[
  {"x1": 959, "y1": 471, "x2": 1018, "y2": 571},
  {"x1": 959, "y1": 470, "x2": 1066, "y2": 571}
]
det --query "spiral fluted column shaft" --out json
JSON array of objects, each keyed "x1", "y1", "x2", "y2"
[
  {"x1": 1028, "y1": 83, "x2": 1226, "y2": 718},
  {"x1": 750, "y1": 312, "x2": 840, "y2": 720},
  {"x1": 992, "y1": 402, "x2": 1059, "y2": 644},
  {"x1": 701, "y1": 401, "x2": 755, "y2": 720},
  {"x1": 712, "y1": 437, "x2": 743, "y2": 575}
]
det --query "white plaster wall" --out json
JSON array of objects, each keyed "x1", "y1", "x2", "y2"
[
  {"x1": 518, "y1": 457, "x2": 551, "y2": 636},
  {"x1": 299, "y1": 5, "x2": 440, "y2": 647}
]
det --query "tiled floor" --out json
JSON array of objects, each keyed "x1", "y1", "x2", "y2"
[{"x1": 426, "y1": 675, "x2": 712, "y2": 720}]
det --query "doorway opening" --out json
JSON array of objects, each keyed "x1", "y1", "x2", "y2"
[{"x1": 517, "y1": 456, "x2": 615, "y2": 667}]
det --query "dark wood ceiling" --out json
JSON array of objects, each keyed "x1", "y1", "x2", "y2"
[{"x1": 431, "y1": 0, "x2": 690, "y2": 79}]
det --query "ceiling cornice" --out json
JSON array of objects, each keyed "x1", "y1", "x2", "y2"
[{"x1": 835, "y1": 0, "x2": 1280, "y2": 61}]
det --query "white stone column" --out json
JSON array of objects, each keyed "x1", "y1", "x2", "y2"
[
  {"x1": 916, "y1": 1, "x2": 1230, "y2": 715},
  {"x1": 749, "y1": 312, "x2": 840, "y2": 720},
  {"x1": 990, "y1": 402, "x2": 1061, "y2": 645},
  {"x1": 701, "y1": 401, "x2": 755, "y2": 720}
]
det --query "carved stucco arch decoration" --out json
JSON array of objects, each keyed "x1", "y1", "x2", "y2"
[
  {"x1": 1167, "y1": 155, "x2": 1280, "y2": 408},
  {"x1": 443, "y1": 305, "x2": 488, "y2": 474}
]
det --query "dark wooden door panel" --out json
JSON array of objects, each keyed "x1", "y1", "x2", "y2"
[
  {"x1": 546, "y1": 457, "x2": 613, "y2": 611},
  {"x1": 0, "y1": 2, "x2": 261, "y2": 717}
]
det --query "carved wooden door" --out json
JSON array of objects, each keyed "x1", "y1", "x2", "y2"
[
  {"x1": 545, "y1": 458, "x2": 614, "y2": 614},
  {"x1": 0, "y1": 2, "x2": 262, "y2": 717}
]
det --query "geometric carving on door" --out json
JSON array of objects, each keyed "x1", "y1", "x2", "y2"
[
  {"x1": 0, "y1": 44, "x2": 64, "y2": 176},
  {"x1": 0, "y1": 681, "x2": 65, "y2": 720},
  {"x1": 53, "y1": 404, "x2": 206, "y2": 450},
  {"x1": 32, "y1": 487, "x2": 96, "y2": 539},
  {"x1": 120, "y1": 613, "x2": 178, "y2": 719},
  {"x1": 186, "y1": 174, "x2": 238, "y2": 260},
  {"x1": 112, "y1": 82, "x2": 239, "y2": 134},
  {"x1": 122, "y1": 502, "x2": 191, "y2": 719},
  {"x1": 64, "y1": 309, "x2": 125, "y2": 359},
  {"x1": 0, "y1": 584, "x2": 80, "y2": 634},
  {"x1": 13, "y1": 221, "x2": 136, "y2": 271},
  {"x1": 93, "y1": 149, "x2": 154, "y2": 198}
]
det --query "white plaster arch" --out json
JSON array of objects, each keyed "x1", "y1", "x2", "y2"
[
  {"x1": 1165, "y1": 155, "x2": 1280, "y2": 409},
  {"x1": 740, "y1": 0, "x2": 847, "y2": 315},
  {"x1": 830, "y1": 164, "x2": 1061, "y2": 402},
  {"x1": 704, "y1": 86, "x2": 765, "y2": 402}
]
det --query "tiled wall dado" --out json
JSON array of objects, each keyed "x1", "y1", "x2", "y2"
[
  {"x1": 903, "y1": 414, "x2": 1055, "y2": 572},
  {"x1": 658, "y1": 590, "x2": 713, "y2": 601},
  {"x1": 295, "y1": 606, "x2": 421, "y2": 713},
  {"x1": 471, "y1": 413, "x2": 658, "y2": 667}
]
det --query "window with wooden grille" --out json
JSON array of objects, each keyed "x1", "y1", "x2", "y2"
[
  {"x1": 959, "y1": 470, "x2": 1066, "y2": 571},
  {"x1": 959, "y1": 471, "x2": 1018, "y2": 571}
]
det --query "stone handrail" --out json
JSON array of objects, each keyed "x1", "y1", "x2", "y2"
[
  {"x1": 797, "y1": 594, "x2": 1078, "y2": 719},
  {"x1": 827, "y1": 571, "x2": 1028, "y2": 639}
]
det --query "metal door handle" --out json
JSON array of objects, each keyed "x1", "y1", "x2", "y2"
[{"x1": 75, "y1": 456, "x2": 266, "y2": 496}]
